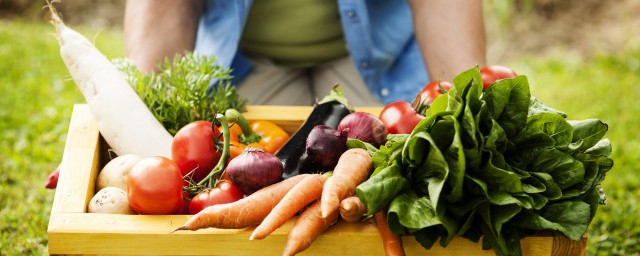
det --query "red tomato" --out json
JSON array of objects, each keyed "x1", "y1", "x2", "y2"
[
  {"x1": 379, "y1": 101, "x2": 425, "y2": 134},
  {"x1": 188, "y1": 180, "x2": 245, "y2": 214},
  {"x1": 480, "y1": 65, "x2": 517, "y2": 89},
  {"x1": 172, "y1": 121, "x2": 222, "y2": 183},
  {"x1": 175, "y1": 193, "x2": 191, "y2": 214},
  {"x1": 127, "y1": 157, "x2": 185, "y2": 215},
  {"x1": 414, "y1": 80, "x2": 453, "y2": 106}
]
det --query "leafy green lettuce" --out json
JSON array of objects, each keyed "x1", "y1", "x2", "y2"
[{"x1": 351, "y1": 67, "x2": 612, "y2": 256}]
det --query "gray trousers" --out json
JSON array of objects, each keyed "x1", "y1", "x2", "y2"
[{"x1": 236, "y1": 56, "x2": 383, "y2": 107}]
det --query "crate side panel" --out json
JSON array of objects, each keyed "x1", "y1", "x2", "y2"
[
  {"x1": 50, "y1": 104, "x2": 100, "y2": 214},
  {"x1": 47, "y1": 213, "x2": 569, "y2": 256},
  {"x1": 552, "y1": 235, "x2": 586, "y2": 256}
]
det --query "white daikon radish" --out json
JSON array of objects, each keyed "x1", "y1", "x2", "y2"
[{"x1": 47, "y1": 2, "x2": 172, "y2": 158}]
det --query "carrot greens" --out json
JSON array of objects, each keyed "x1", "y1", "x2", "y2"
[{"x1": 114, "y1": 54, "x2": 247, "y2": 135}]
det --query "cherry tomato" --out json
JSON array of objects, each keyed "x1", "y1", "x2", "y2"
[
  {"x1": 379, "y1": 101, "x2": 425, "y2": 134},
  {"x1": 480, "y1": 65, "x2": 517, "y2": 89},
  {"x1": 127, "y1": 157, "x2": 185, "y2": 215},
  {"x1": 188, "y1": 180, "x2": 245, "y2": 214},
  {"x1": 172, "y1": 121, "x2": 222, "y2": 183},
  {"x1": 414, "y1": 80, "x2": 453, "y2": 106}
]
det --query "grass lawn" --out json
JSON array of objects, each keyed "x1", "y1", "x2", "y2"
[
  {"x1": 0, "y1": 20, "x2": 638, "y2": 255},
  {"x1": 0, "y1": 20, "x2": 123, "y2": 255}
]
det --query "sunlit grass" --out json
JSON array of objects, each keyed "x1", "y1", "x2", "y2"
[{"x1": 0, "y1": 20, "x2": 123, "y2": 255}]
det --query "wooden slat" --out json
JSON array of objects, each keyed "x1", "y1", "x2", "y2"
[
  {"x1": 50, "y1": 104, "x2": 100, "y2": 214},
  {"x1": 552, "y1": 235, "x2": 587, "y2": 256},
  {"x1": 48, "y1": 213, "x2": 570, "y2": 256},
  {"x1": 244, "y1": 106, "x2": 381, "y2": 134}
]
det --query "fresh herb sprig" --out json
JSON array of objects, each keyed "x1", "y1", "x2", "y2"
[{"x1": 114, "y1": 53, "x2": 247, "y2": 135}]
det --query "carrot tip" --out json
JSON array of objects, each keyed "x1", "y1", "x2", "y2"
[
  {"x1": 171, "y1": 226, "x2": 188, "y2": 233},
  {"x1": 249, "y1": 234, "x2": 255, "y2": 240}
]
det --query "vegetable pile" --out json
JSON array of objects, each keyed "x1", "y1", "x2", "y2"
[{"x1": 353, "y1": 67, "x2": 612, "y2": 256}]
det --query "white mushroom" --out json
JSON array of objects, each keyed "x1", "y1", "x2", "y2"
[
  {"x1": 88, "y1": 187, "x2": 134, "y2": 214},
  {"x1": 97, "y1": 154, "x2": 141, "y2": 191}
]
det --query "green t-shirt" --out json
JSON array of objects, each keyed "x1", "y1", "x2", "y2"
[{"x1": 240, "y1": 0, "x2": 348, "y2": 67}]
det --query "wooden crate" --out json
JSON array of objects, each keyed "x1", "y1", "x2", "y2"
[{"x1": 48, "y1": 104, "x2": 586, "y2": 256}]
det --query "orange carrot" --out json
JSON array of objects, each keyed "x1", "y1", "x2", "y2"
[
  {"x1": 321, "y1": 148, "x2": 373, "y2": 218},
  {"x1": 339, "y1": 196, "x2": 367, "y2": 223},
  {"x1": 175, "y1": 174, "x2": 309, "y2": 231},
  {"x1": 282, "y1": 200, "x2": 339, "y2": 256},
  {"x1": 250, "y1": 174, "x2": 327, "y2": 240},
  {"x1": 375, "y1": 211, "x2": 405, "y2": 256}
]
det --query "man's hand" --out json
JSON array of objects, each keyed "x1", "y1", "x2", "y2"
[
  {"x1": 125, "y1": 0, "x2": 202, "y2": 73},
  {"x1": 409, "y1": 0, "x2": 487, "y2": 81}
]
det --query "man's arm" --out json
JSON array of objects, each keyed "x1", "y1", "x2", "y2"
[
  {"x1": 125, "y1": 0, "x2": 203, "y2": 73},
  {"x1": 408, "y1": 0, "x2": 487, "y2": 81}
]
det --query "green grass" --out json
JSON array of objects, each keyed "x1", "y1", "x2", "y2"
[
  {"x1": 0, "y1": 20, "x2": 123, "y2": 255},
  {"x1": 0, "y1": 20, "x2": 638, "y2": 255}
]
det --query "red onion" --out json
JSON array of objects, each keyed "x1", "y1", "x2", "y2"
[
  {"x1": 226, "y1": 148, "x2": 283, "y2": 194},
  {"x1": 338, "y1": 112, "x2": 387, "y2": 147},
  {"x1": 306, "y1": 125, "x2": 348, "y2": 171}
]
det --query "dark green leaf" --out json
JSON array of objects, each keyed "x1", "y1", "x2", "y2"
[
  {"x1": 429, "y1": 116, "x2": 466, "y2": 203},
  {"x1": 465, "y1": 174, "x2": 523, "y2": 206},
  {"x1": 530, "y1": 172, "x2": 562, "y2": 200},
  {"x1": 387, "y1": 192, "x2": 441, "y2": 230},
  {"x1": 532, "y1": 149, "x2": 585, "y2": 189},
  {"x1": 528, "y1": 96, "x2": 567, "y2": 118},
  {"x1": 475, "y1": 150, "x2": 523, "y2": 194},
  {"x1": 415, "y1": 228, "x2": 440, "y2": 249},
  {"x1": 452, "y1": 66, "x2": 483, "y2": 100},
  {"x1": 356, "y1": 164, "x2": 410, "y2": 215},
  {"x1": 485, "y1": 76, "x2": 532, "y2": 137},
  {"x1": 477, "y1": 203, "x2": 522, "y2": 256},
  {"x1": 585, "y1": 139, "x2": 612, "y2": 157},
  {"x1": 567, "y1": 119, "x2": 608, "y2": 153},
  {"x1": 371, "y1": 134, "x2": 408, "y2": 174},
  {"x1": 426, "y1": 91, "x2": 451, "y2": 117},
  {"x1": 346, "y1": 138, "x2": 378, "y2": 156},
  {"x1": 515, "y1": 113, "x2": 574, "y2": 150},
  {"x1": 511, "y1": 201, "x2": 590, "y2": 240},
  {"x1": 405, "y1": 131, "x2": 449, "y2": 208},
  {"x1": 484, "y1": 119, "x2": 508, "y2": 152}
]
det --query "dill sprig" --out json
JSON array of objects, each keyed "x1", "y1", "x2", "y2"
[{"x1": 113, "y1": 53, "x2": 247, "y2": 135}]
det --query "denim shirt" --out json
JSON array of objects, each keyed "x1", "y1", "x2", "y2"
[{"x1": 195, "y1": 0, "x2": 430, "y2": 104}]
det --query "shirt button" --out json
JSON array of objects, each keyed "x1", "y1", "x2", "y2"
[
  {"x1": 361, "y1": 61, "x2": 370, "y2": 69},
  {"x1": 345, "y1": 10, "x2": 356, "y2": 18},
  {"x1": 380, "y1": 88, "x2": 390, "y2": 97}
]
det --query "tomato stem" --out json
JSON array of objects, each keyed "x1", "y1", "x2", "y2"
[
  {"x1": 197, "y1": 113, "x2": 231, "y2": 188},
  {"x1": 438, "y1": 81, "x2": 449, "y2": 94},
  {"x1": 225, "y1": 109, "x2": 263, "y2": 144}
]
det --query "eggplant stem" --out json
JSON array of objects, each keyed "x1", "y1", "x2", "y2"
[{"x1": 317, "y1": 84, "x2": 353, "y2": 111}]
